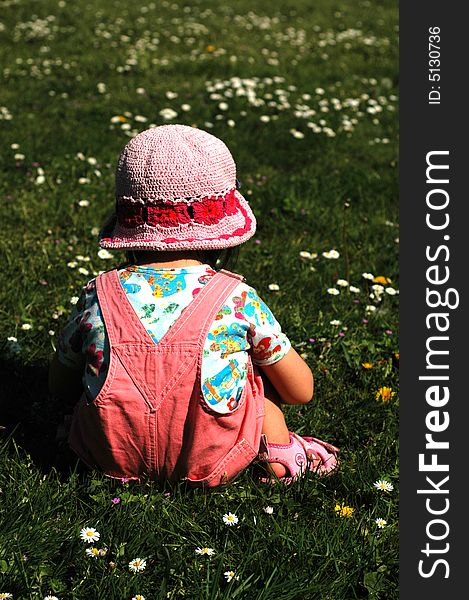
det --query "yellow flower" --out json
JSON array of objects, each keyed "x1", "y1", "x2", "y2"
[
  {"x1": 206, "y1": 44, "x2": 216, "y2": 53},
  {"x1": 362, "y1": 362, "x2": 374, "y2": 369},
  {"x1": 372, "y1": 275, "x2": 392, "y2": 285},
  {"x1": 376, "y1": 386, "x2": 396, "y2": 402},
  {"x1": 334, "y1": 503, "x2": 354, "y2": 518}
]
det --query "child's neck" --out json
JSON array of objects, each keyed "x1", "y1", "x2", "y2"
[
  {"x1": 144, "y1": 258, "x2": 204, "y2": 268},
  {"x1": 131, "y1": 250, "x2": 204, "y2": 269}
]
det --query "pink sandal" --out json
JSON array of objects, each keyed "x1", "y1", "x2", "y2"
[{"x1": 257, "y1": 431, "x2": 339, "y2": 483}]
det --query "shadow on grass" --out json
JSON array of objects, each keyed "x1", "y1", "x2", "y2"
[{"x1": 0, "y1": 358, "x2": 81, "y2": 477}]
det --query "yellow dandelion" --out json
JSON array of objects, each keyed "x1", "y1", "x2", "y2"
[
  {"x1": 362, "y1": 362, "x2": 374, "y2": 369},
  {"x1": 334, "y1": 503, "x2": 354, "y2": 518},
  {"x1": 372, "y1": 275, "x2": 392, "y2": 285},
  {"x1": 206, "y1": 44, "x2": 216, "y2": 53},
  {"x1": 376, "y1": 386, "x2": 396, "y2": 402}
]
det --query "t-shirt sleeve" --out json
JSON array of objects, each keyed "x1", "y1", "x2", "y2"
[
  {"x1": 56, "y1": 279, "x2": 98, "y2": 371},
  {"x1": 241, "y1": 284, "x2": 291, "y2": 366}
]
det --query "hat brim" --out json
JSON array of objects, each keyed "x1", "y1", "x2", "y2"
[{"x1": 98, "y1": 191, "x2": 256, "y2": 251}]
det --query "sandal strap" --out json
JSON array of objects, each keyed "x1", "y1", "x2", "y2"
[
  {"x1": 257, "y1": 433, "x2": 309, "y2": 478},
  {"x1": 257, "y1": 432, "x2": 339, "y2": 481},
  {"x1": 290, "y1": 432, "x2": 339, "y2": 468}
]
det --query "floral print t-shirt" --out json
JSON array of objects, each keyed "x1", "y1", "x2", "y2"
[{"x1": 57, "y1": 264, "x2": 291, "y2": 414}]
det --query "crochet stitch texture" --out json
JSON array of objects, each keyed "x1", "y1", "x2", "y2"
[{"x1": 99, "y1": 125, "x2": 256, "y2": 251}]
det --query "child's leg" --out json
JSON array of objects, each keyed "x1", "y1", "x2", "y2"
[{"x1": 261, "y1": 374, "x2": 291, "y2": 478}]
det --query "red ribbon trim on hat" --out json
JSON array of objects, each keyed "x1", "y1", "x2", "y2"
[
  {"x1": 161, "y1": 202, "x2": 253, "y2": 244},
  {"x1": 117, "y1": 189, "x2": 238, "y2": 229}
]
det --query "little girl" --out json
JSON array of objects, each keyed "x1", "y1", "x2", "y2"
[{"x1": 49, "y1": 124, "x2": 338, "y2": 487}]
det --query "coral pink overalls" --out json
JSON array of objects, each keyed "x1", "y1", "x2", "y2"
[{"x1": 68, "y1": 268, "x2": 265, "y2": 487}]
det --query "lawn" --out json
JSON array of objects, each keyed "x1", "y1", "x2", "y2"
[{"x1": 0, "y1": 1, "x2": 399, "y2": 598}]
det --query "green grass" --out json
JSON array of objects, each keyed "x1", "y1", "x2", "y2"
[{"x1": 0, "y1": 0, "x2": 398, "y2": 598}]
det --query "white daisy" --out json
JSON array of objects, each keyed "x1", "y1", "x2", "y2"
[
  {"x1": 263, "y1": 506, "x2": 274, "y2": 514},
  {"x1": 375, "y1": 518, "x2": 387, "y2": 529},
  {"x1": 290, "y1": 129, "x2": 305, "y2": 139},
  {"x1": 330, "y1": 319, "x2": 341, "y2": 326},
  {"x1": 223, "y1": 512, "x2": 239, "y2": 526},
  {"x1": 362, "y1": 272, "x2": 375, "y2": 280},
  {"x1": 0, "y1": 594, "x2": 14, "y2": 599},
  {"x1": 349, "y1": 286, "x2": 360, "y2": 293},
  {"x1": 79, "y1": 527, "x2": 100, "y2": 543},
  {"x1": 132, "y1": 596, "x2": 146, "y2": 600},
  {"x1": 98, "y1": 249, "x2": 113, "y2": 260},
  {"x1": 336, "y1": 279, "x2": 349, "y2": 287},
  {"x1": 85, "y1": 547, "x2": 100, "y2": 558},
  {"x1": 327, "y1": 288, "x2": 340, "y2": 296},
  {"x1": 268, "y1": 283, "x2": 280, "y2": 291},
  {"x1": 44, "y1": 595, "x2": 59, "y2": 600},
  {"x1": 224, "y1": 570, "x2": 240, "y2": 582},
  {"x1": 365, "y1": 305, "x2": 377, "y2": 313},
  {"x1": 159, "y1": 108, "x2": 178, "y2": 120},
  {"x1": 195, "y1": 547, "x2": 215, "y2": 556},
  {"x1": 128, "y1": 558, "x2": 147, "y2": 572},
  {"x1": 373, "y1": 479, "x2": 394, "y2": 492},
  {"x1": 385, "y1": 287, "x2": 398, "y2": 295},
  {"x1": 322, "y1": 249, "x2": 340, "y2": 259}
]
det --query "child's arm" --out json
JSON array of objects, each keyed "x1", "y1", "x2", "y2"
[
  {"x1": 259, "y1": 347, "x2": 314, "y2": 405},
  {"x1": 48, "y1": 353, "x2": 84, "y2": 405}
]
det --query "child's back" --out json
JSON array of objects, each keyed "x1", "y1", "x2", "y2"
[
  {"x1": 67, "y1": 267, "x2": 268, "y2": 486},
  {"x1": 49, "y1": 125, "x2": 338, "y2": 486}
]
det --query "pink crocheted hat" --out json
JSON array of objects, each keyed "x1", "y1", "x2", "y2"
[{"x1": 99, "y1": 124, "x2": 256, "y2": 251}]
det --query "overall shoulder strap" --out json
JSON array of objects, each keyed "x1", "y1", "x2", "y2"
[{"x1": 95, "y1": 269, "x2": 155, "y2": 346}]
